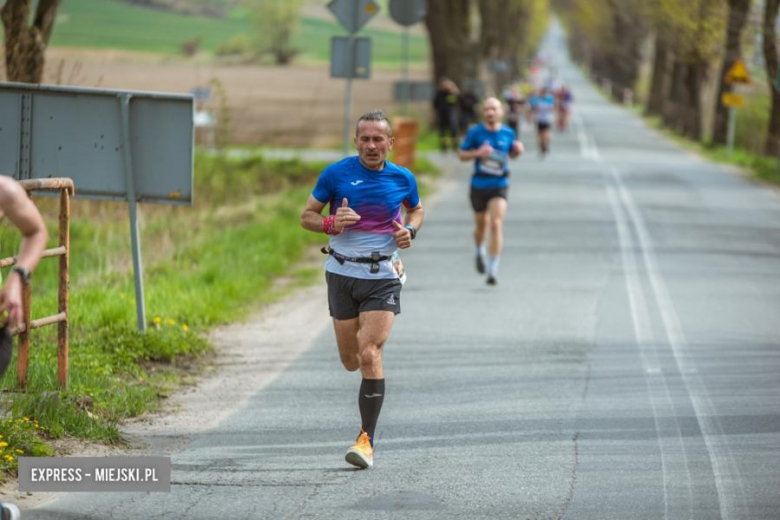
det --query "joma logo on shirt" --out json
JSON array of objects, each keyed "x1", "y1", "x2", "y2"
[{"x1": 351, "y1": 180, "x2": 364, "y2": 186}]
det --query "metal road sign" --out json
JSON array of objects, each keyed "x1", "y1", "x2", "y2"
[
  {"x1": 389, "y1": 0, "x2": 426, "y2": 26},
  {"x1": 393, "y1": 81, "x2": 433, "y2": 101},
  {"x1": 330, "y1": 37, "x2": 372, "y2": 79},
  {"x1": 0, "y1": 82, "x2": 193, "y2": 205},
  {"x1": 327, "y1": 0, "x2": 379, "y2": 34},
  {"x1": 725, "y1": 58, "x2": 751, "y2": 84}
]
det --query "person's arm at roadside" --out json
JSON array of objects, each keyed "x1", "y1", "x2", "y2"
[{"x1": 0, "y1": 178, "x2": 49, "y2": 326}]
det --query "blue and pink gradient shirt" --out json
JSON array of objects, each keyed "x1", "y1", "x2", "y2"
[{"x1": 312, "y1": 156, "x2": 420, "y2": 279}]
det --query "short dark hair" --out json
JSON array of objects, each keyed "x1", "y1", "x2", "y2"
[{"x1": 355, "y1": 110, "x2": 393, "y2": 138}]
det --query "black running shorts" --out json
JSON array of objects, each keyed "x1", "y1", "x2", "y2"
[
  {"x1": 326, "y1": 271, "x2": 402, "y2": 320},
  {"x1": 470, "y1": 186, "x2": 508, "y2": 213},
  {"x1": 537, "y1": 121, "x2": 551, "y2": 132}
]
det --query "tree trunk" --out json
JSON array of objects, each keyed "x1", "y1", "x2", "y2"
[
  {"x1": 1, "y1": 0, "x2": 61, "y2": 83},
  {"x1": 712, "y1": 0, "x2": 751, "y2": 145},
  {"x1": 479, "y1": 0, "x2": 526, "y2": 92},
  {"x1": 647, "y1": 33, "x2": 671, "y2": 116},
  {"x1": 763, "y1": 0, "x2": 780, "y2": 156},
  {"x1": 424, "y1": 0, "x2": 473, "y2": 88},
  {"x1": 664, "y1": 60, "x2": 688, "y2": 131},
  {"x1": 684, "y1": 61, "x2": 708, "y2": 140}
]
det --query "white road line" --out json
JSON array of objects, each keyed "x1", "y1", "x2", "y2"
[
  {"x1": 608, "y1": 165, "x2": 749, "y2": 520},
  {"x1": 604, "y1": 180, "x2": 691, "y2": 520},
  {"x1": 574, "y1": 113, "x2": 599, "y2": 160}
]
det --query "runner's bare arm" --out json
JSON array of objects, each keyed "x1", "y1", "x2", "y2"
[
  {"x1": 403, "y1": 202, "x2": 424, "y2": 232},
  {"x1": 0, "y1": 177, "x2": 48, "y2": 326},
  {"x1": 0, "y1": 178, "x2": 48, "y2": 274},
  {"x1": 458, "y1": 143, "x2": 492, "y2": 162},
  {"x1": 300, "y1": 195, "x2": 361, "y2": 234},
  {"x1": 391, "y1": 202, "x2": 424, "y2": 249},
  {"x1": 300, "y1": 195, "x2": 328, "y2": 233},
  {"x1": 509, "y1": 140, "x2": 524, "y2": 158}
]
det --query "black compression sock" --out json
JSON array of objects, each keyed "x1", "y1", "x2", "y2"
[{"x1": 358, "y1": 378, "x2": 385, "y2": 446}]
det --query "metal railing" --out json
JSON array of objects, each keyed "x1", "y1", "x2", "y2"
[{"x1": 0, "y1": 177, "x2": 73, "y2": 389}]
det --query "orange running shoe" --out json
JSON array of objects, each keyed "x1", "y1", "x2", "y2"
[{"x1": 345, "y1": 430, "x2": 374, "y2": 469}]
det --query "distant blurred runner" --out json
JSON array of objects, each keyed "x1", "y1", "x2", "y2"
[
  {"x1": 459, "y1": 98, "x2": 524, "y2": 286},
  {"x1": 300, "y1": 110, "x2": 424, "y2": 469},
  {"x1": 502, "y1": 85, "x2": 526, "y2": 138},
  {"x1": 555, "y1": 85, "x2": 573, "y2": 132},
  {"x1": 0, "y1": 176, "x2": 49, "y2": 520},
  {"x1": 433, "y1": 77, "x2": 460, "y2": 152},
  {"x1": 529, "y1": 88, "x2": 555, "y2": 157}
]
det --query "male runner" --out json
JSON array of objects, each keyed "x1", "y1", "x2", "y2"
[
  {"x1": 300, "y1": 111, "x2": 424, "y2": 469},
  {"x1": 0, "y1": 176, "x2": 49, "y2": 520},
  {"x1": 459, "y1": 97, "x2": 523, "y2": 286}
]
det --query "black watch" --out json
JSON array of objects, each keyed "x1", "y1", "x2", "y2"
[
  {"x1": 404, "y1": 224, "x2": 417, "y2": 240},
  {"x1": 12, "y1": 266, "x2": 31, "y2": 285}
]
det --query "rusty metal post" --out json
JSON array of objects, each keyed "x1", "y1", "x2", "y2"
[
  {"x1": 57, "y1": 188, "x2": 70, "y2": 389},
  {"x1": 18, "y1": 282, "x2": 32, "y2": 389}
]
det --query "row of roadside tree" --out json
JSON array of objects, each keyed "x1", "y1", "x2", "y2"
[{"x1": 554, "y1": 0, "x2": 779, "y2": 157}]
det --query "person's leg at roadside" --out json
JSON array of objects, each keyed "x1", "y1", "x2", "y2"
[
  {"x1": 486, "y1": 196, "x2": 507, "y2": 285},
  {"x1": 438, "y1": 115, "x2": 448, "y2": 152}
]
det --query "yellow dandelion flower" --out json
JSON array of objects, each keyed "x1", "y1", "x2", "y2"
[
  {"x1": 153, "y1": 316, "x2": 162, "y2": 325},
  {"x1": 166, "y1": 318, "x2": 175, "y2": 326},
  {"x1": 182, "y1": 324, "x2": 189, "y2": 331},
  {"x1": 0, "y1": 442, "x2": 8, "y2": 448},
  {"x1": 15, "y1": 449, "x2": 23, "y2": 454}
]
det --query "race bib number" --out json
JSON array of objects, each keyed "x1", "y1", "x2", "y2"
[{"x1": 478, "y1": 150, "x2": 507, "y2": 176}]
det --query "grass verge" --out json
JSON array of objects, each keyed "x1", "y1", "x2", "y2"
[{"x1": 641, "y1": 113, "x2": 780, "y2": 187}]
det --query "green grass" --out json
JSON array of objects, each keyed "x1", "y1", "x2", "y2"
[
  {"x1": 37, "y1": 0, "x2": 428, "y2": 64},
  {"x1": 642, "y1": 113, "x2": 780, "y2": 187}
]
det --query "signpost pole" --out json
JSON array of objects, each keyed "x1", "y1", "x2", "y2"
[
  {"x1": 342, "y1": 37, "x2": 355, "y2": 157},
  {"x1": 119, "y1": 94, "x2": 147, "y2": 332},
  {"x1": 726, "y1": 105, "x2": 736, "y2": 157}
]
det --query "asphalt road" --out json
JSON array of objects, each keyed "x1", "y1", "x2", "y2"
[{"x1": 25, "y1": 21, "x2": 780, "y2": 520}]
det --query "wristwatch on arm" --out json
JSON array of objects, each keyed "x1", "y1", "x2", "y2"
[
  {"x1": 404, "y1": 225, "x2": 417, "y2": 240},
  {"x1": 11, "y1": 266, "x2": 31, "y2": 285}
]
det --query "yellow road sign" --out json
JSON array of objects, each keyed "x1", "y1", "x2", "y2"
[
  {"x1": 725, "y1": 59, "x2": 750, "y2": 84},
  {"x1": 721, "y1": 92, "x2": 744, "y2": 108}
]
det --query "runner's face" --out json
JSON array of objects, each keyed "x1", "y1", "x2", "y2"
[
  {"x1": 483, "y1": 100, "x2": 503, "y2": 125},
  {"x1": 355, "y1": 121, "x2": 394, "y2": 170}
]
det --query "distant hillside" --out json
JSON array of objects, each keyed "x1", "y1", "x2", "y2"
[
  {"x1": 115, "y1": 0, "x2": 240, "y2": 18},
  {"x1": 42, "y1": 0, "x2": 428, "y2": 65}
]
